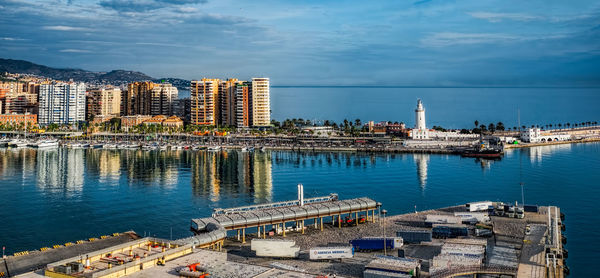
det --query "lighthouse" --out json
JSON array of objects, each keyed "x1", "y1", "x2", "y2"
[
  {"x1": 411, "y1": 99, "x2": 429, "y2": 139},
  {"x1": 415, "y1": 99, "x2": 426, "y2": 130}
]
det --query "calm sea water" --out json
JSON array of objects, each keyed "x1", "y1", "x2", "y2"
[
  {"x1": 0, "y1": 143, "x2": 599, "y2": 276},
  {"x1": 270, "y1": 87, "x2": 600, "y2": 128}
]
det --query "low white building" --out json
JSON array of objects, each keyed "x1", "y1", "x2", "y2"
[{"x1": 520, "y1": 128, "x2": 571, "y2": 143}]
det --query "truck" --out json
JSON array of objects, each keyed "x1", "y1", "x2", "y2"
[
  {"x1": 309, "y1": 246, "x2": 354, "y2": 260},
  {"x1": 350, "y1": 237, "x2": 403, "y2": 251},
  {"x1": 432, "y1": 225, "x2": 468, "y2": 239}
]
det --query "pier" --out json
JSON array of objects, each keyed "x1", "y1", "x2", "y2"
[
  {"x1": 191, "y1": 185, "x2": 380, "y2": 243},
  {"x1": 3, "y1": 197, "x2": 567, "y2": 278}
]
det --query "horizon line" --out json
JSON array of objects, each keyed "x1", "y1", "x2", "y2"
[{"x1": 270, "y1": 85, "x2": 600, "y2": 89}]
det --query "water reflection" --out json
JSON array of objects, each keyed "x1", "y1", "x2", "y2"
[
  {"x1": 37, "y1": 149, "x2": 85, "y2": 195},
  {"x1": 413, "y1": 153, "x2": 429, "y2": 190},
  {"x1": 190, "y1": 151, "x2": 272, "y2": 203},
  {"x1": 528, "y1": 144, "x2": 572, "y2": 164},
  {"x1": 0, "y1": 148, "x2": 37, "y2": 181},
  {"x1": 0, "y1": 148, "x2": 276, "y2": 203}
]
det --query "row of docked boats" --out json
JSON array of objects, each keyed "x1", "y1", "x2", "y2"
[
  {"x1": 0, "y1": 138, "x2": 59, "y2": 149},
  {"x1": 1, "y1": 138, "x2": 266, "y2": 152}
]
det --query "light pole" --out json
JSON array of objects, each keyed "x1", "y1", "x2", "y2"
[{"x1": 382, "y1": 209, "x2": 388, "y2": 256}]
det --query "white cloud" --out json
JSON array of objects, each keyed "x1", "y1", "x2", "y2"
[
  {"x1": 42, "y1": 25, "x2": 92, "y2": 31},
  {"x1": 421, "y1": 32, "x2": 518, "y2": 47},
  {"x1": 468, "y1": 11, "x2": 596, "y2": 23},
  {"x1": 2, "y1": 37, "x2": 26, "y2": 41},
  {"x1": 59, "y1": 49, "x2": 92, "y2": 53},
  {"x1": 421, "y1": 32, "x2": 570, "y2": 47},
  {"x1": 468, "y1": 12, "x2": 541, "y2": 22}
]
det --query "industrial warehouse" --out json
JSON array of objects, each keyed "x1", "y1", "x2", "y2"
[{"x1": 0, "y1": 186, "x2": 566, "y2": 278}]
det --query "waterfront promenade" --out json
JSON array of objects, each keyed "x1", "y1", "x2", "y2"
[{"x1": 3, "y1": 127, "x2": 600, "y2": 155}]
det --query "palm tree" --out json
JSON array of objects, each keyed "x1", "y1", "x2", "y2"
[
  {"x1": 496, "y1": 122, "x2": 505, "y2": 131},
  {"x1": 355, "y1": 119, "x2": 361, "y2": 127},
  {"x1": 474, "y1": 120, "x2": 479, "y2": 128}
]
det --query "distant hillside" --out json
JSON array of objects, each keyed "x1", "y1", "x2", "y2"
[{"x1": 0, "y1": 58, "x2": 155, "y2": 84}]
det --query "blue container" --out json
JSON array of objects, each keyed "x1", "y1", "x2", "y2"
[
  {"x1": 432, "y1": 226, "x2": 468, "y2": 238},
  {"x1": 350, "y1": 238, "x2": 397, "y2": 251}
]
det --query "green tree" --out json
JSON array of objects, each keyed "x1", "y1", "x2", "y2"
[{"x1": 496, "y1": 122, "x2": 505, "y2": 131}]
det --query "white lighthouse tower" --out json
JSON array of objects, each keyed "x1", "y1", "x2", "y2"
[
  {"x1": 411, "y1": 99, "x2": 429, "y2": 139},
  {"x1": 415, "y1": 99, "x2": 426, "y2": 130}
]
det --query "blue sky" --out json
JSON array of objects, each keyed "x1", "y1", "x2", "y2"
[{"x1": 1, "y1": 0, "x2": 599, "y2": 86}]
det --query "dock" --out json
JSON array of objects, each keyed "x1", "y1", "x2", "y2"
[{"x1": 3, "y1": 195, "x2": 567, "y2": 278}]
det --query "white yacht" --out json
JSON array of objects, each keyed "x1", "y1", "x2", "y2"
[
  {"x1": 34, "y1": 140, "x2": 59, "y2": 148},
  {"x1": 207, "y1": 145, "x2": 222, "y2": 151},
  {"x1": 9, "y1": 139, "x2": 29, "y2": 148}
]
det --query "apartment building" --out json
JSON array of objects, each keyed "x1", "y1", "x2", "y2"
[
  {"x1": 39, "y1": 82, "x2": 86, "y2": 125},
  {"x1": 190, "y1": 79, "x2": 220, "y2": 125},
  {"x1": 87, "y1": 86, "x2": 121, "y2": 121},
  {"x1": 150, "y1": 83, "x2": 178, "y2": 116},
  {"x1": 251, "y1": 78, "x2": 270, "y2": 127}
]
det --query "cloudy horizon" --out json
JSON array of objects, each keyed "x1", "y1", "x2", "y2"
[{"x1": 1, "y1": 0, "x2": 599, "y2": 86}]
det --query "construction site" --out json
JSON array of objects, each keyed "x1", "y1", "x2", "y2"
[{"x1": 1, "y1": 185, "x2": 567, "y2": 278}]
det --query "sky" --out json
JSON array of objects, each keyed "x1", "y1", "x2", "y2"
[{"x1": 0, "y1": 0, "x2": 599, "y2": 86}]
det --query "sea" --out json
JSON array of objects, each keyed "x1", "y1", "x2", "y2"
[{"x1": 0, "y1": 87, "x2": 599, "y2": 276}]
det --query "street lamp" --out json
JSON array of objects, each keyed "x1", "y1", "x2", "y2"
[{"x1": 382, "y1": 209, "x2": 388, "y2": 256}]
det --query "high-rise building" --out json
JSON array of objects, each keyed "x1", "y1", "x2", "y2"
[
  {"x1": 251, "y1": 78, "x2": 270, "y2": 127},
  {"x1": 123, "y1": 81, "x2": 154, "y2": 116},
  {"x1": 173, "y1": 98, "x2": 191, "y2": 123},
  {"x1": 123, "y1": 81, "x2": 177, "y2": 116},
  {"x1": 87, "y1": 86, "x2": 121, "y2": 121},
  {"x1": 190, "y1": 77, "x2": 270, "y2": 128},
  {"x1": 150, "y1": 83, "x2": 178, "y2": 116},
  {"x1": 39, "y1": 82, "x2": 86, "y2": 126},
  {"x1": 235, "y1": 81, "x2": 252, "y2": 128},
  {"x1": 190, "y1": 79, "x2": 220, "y2": 125},
  {"x1": 0, "y1": 81, "x2": 39, "y2": 114},
  {"x1": 220, "y1": 79, "x2": 241, "y2": 127}
]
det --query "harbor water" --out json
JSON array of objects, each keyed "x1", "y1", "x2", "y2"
[
  {"x1": 270, "y1": 87, "x2": 600, "y2": 128},
  {"x1": 0, "y1": 143, "x2": 598, "y2": 276}
]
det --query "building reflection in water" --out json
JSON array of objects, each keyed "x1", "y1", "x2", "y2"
[
  {"x1": 191, "y1": 151, "x2": 273, "y2": 203},
  {"x1": 0, "y1": 148, "x2": 37, "y2": 180},
  {"x1": 528, "y1": 144, "x2": 572, "y2": 164},
  {"x1": 98, "y1": 151, "x2": 121, "y2": 182},
  {"x1": 36, "y1": 148, "x2": 85, "y2": 195},
  {"x1": 413, "y1": 153, "x2": 429, "y2": 190}
]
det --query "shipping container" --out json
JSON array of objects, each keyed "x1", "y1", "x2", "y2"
[
  {"x1": 350, "y1": 237, "x2": 403, "y2": 251},
  {"x1": 363, "y1": 269, "x2": 412, "y2": 278},
  {"x1": 453, "y1": 212, "x2": 490, "y2": 224},
  {"x1": 524, "y1": 205, "x2": 539, "y2": 213},
  {"x1": 396, "y1": 230, "x2": 432, "y2": 243},
  {"x1": 309, "y1": 246, "x2": 354, "y2": 260},
  {"x1": 467, "y1": 201, "x2": 493, "y2": 212},
  {"x1": 425, "y1": 215, "x2": 462, "y2": 225},
  {"x1": 250, "y1": 239, "x2": 300, "y2": 258},
  {"x1": 432, "y1": 225, "x2": 468, "y2": 239},
  {"x1": 475, "y1": 229, "x2": 492, "y2": 237}
]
